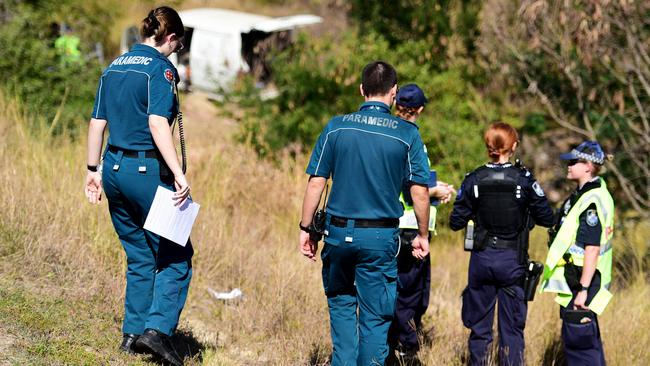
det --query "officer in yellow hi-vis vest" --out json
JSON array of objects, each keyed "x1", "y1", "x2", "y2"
[
  {"x1": 542, "y1": 141, "x2": 614, "y2": 366},
  {"x1": 386, "y1": 84, "x2": 455, "y2": 360}
]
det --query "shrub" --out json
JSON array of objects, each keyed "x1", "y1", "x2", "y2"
[{"x1": 0, "y1": 0, "x2": 119, "y2": 134}]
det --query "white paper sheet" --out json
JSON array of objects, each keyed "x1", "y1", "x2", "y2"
[{"x1": 144, "y1": 186, "x2": 200, "y2": 246}]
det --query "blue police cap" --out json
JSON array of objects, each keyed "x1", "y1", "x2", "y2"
[
  {"x1": 396, "y1": 84, "x2": 428, "y2": 108},
  {"x1": 559, "y1": 140, "x2": 605, "y2": 165}
]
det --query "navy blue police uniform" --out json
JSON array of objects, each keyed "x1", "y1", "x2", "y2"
[
  {"x1": 450, "y1": 162, "x2": 554, "y2": 366},
  {"x1": 385, "y1": 84, "x2": 433, "y2": 357},
  {"x1": 306, "y1": 101, "x2": 429, "y2": 365},
  {"x1": 92, "y1": 44, "x2": 193, "y2": 338},
  {"x1": 553, "y1": 176, "x2": 606, "y2": 365}
]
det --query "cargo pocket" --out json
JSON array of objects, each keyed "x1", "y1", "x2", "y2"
[
  {"x1": 503, "y1": 285, "x2": 527, "y2": 330},
  {"x1": 563, "y1": 321, "x2": 599, "y2": 351},
  {"x1": 321, "y1": 244, "x2": 331, "y2": 296},
  {"x1": 379, "y1": 272, "x2": 398, "y2": 319},
  {"x1": 461, "y1": 286, "x2": 473, "y2": 327}
]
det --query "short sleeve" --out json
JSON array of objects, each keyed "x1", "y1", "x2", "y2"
[
  {"x1": 576, "y1": 203, "x2": 602, "y2": 246},
  {"x1": 91, "y1": 75, "x2": 106, "y2": 119},
  {"x1": 148, "y1": 64, "x2": 177, "y2": 119},
  {"x1": 524, "y1": 174, "x2": 555, "y2": 227},
  {"x1": 405, "y1": 132, "x2": 429, "y2": 185},
  {"x1": 306, "y1": 123, "x2": 334, "y2": 177}
]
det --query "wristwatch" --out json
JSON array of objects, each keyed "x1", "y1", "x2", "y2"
[
  {"x1": 87, "y1": 165, "x2": 98, "y2": 172},
  {"x1": 299, "y1": 222, "x2": 311, "y2": 233},
  {"x1": 580, "y1": 285, "x2": 589, "y2": 292}
]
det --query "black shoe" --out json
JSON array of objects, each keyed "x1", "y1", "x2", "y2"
[
  {"x1": 136, "y1": 329, "x2": 183, "y2": 366},
  {"x1": 119, "y1": 333, "x2": 139, "y2": 354}
]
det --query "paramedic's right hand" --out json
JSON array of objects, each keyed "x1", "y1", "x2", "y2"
[
  {"x1": 85, "y1": 171, "x2": 103, "y2": 204},
  {"x1": 411, "y1": 234, "x2": 430, "y2": 260},
  {"x1": 173, "y1": 174, "x2": 191, "y2": 207}
]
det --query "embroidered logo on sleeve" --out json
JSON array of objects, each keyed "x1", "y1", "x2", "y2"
[
  {"x1": 532, "y1": 181, "x2": 545, "y2": 197},
  {"x1": 164, "y1": 69, "x2": 174, "y2": 83},
  {"x1": 586, "y1": 209, "x2": 599, "y2": 227}
]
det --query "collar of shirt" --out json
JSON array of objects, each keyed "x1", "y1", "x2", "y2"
[
  {"x1": 485, "y1": 162, "x2": 513, "y2": 168},
  {"x1": 131, "y1": 43, "x2": 167, "y2": 61},
  {"x1": 577, "y1": 176, "x2": 601, "y2": 194},
  {"x1": 359, "y1": 101, "x2": 391, "y2": 114},
  {"x1": 566, "y1": 176, "x2": 602, "y2": 209}
]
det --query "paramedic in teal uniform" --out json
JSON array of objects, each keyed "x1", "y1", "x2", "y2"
[
  {"x1": 299, "y1": 61, "x2": 431, "y2": 365},
  {"x1": 84, "y1": 6, "x2": 190, "y2": 366}
]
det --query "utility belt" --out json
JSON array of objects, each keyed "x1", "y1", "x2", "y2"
[
  {"x1": 108, "y1": 145, "x2": 162, "y2": 159},
  {"x1": 330, "y1": 216, "x2": 399, "y2": 228},
  {"x1": 468, "y1": 226, "x2": 520, "y2": 251},
  {"x1": 485, "y1": 236, "x2": 519, "y2": 250},
  {"x1": 106, "y1": 145, "x2": 169, "y2": 175}
]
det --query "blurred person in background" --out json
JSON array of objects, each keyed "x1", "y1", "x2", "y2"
[
  {"x1": 387, "y1": 84, "x2": 455, "y2": 362},
  {"x1": 541, "y1": 141, "x2": 614, "y2": 366},
  {"x1": 84, "y1": 6, "x2": 190, "y2": 366},
  {"x1": 299, "y1": 61, "x2": 431, "y2": 365},
  {"x1": 449, "y1": 122, "x2": 554, "y2": 365},
  {"x1": 54, "y1": 23, "x2": 81, "y2": 65}
]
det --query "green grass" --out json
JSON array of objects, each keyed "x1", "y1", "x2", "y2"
[{"x1": 0, "y1": 283, "x2": 118, "y2": 364}]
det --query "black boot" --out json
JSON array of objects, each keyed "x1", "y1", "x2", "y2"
[
  {"x1": 119, "y1": 333, "x2": 139, "y2": 354},
  {"x1": 136, "y1": 328, "x2": 183, "y2": 366}
]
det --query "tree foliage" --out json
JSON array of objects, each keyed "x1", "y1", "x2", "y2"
[
  {"x1": 348, "y1": 0, "x2": 482, "y2": 68},
  {"x1": 0, "y1": 0, "x2": 120, "y2": 134},
  {"x1": 481, "y1": 0, "x2": 650, "y2": 215},
  {"x1": 233, "y1": 29, "x2": 506, "y2": 187}
]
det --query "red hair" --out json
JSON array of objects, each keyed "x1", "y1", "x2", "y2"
[{"x1": 484, "y1": 122, "x2": 519, "y2": 159}]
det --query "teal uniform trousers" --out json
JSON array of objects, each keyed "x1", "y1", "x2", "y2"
[
  {"x1": 102, "y1": 149, "x2": 193, "y2": 336},
  {"x1": 322, "y1": 217, "x2": 399, "y2": 365}
]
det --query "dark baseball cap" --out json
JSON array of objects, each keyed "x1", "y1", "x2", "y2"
[
  {"x1": 396, "y1": 84, "x2": 428, "y2": 108},
  {"x1": 560, "y1": 140, "x2": 605, "y2": 165}
]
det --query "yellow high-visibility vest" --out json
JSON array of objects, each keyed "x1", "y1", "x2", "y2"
[
  {"x1": 399, "y1": 145, "x2": 436, "y2": 233},
  {"x1": 541, "y1": 178, "x2": 614, "y2": 314}
]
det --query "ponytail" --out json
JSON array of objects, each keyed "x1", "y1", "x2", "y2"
[
  {"x1": 140, "y1": 6, "x2": 184, "y2": 44},
  {"x1": 484, "y1": 121, "x2": 519, "y2": 160}
]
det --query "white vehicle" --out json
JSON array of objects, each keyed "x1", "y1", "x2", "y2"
[{"x1": 121, "y1": 8, "x2": 322, "y2": 95}]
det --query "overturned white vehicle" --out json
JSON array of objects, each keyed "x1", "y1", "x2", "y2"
[{"x1": 121, "y1": 8, "x2": 322, "y2": 95}]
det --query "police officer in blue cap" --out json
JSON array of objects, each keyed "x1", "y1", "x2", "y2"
[
  {"x1": 299, "y1": 61, "x2": 431, "y2": 365},
  {"x1": 450, "y1": 122, "x2": 554, "y2": 366},
  {"x1": 84, "y1": 6, "x2": 190, "y2": 366},
  {"x1": 542, "y1": 140, "x2": 614, "y2": 366},
  {"x1": 388, "y1": 84, "x2": 455, "y2": 360}
]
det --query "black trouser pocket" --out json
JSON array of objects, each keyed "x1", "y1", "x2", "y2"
[{"x1": 562, "y1": 321, "x2": 599, "y2": 351}]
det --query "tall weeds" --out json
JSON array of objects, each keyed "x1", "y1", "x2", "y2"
[{"x1": 0, "y1": 92, "x2": 648, "y2": 365}]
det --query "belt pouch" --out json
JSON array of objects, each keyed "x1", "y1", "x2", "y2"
[
  {"x1": 138, "y1": 151, "x2": 147, "y2": 173},
  {"x1": 112, "y1": 150, "x2": 124, "y2": 171},
  {"x1": 345, "y1": 219, "x2": 355, "y2": 243}
]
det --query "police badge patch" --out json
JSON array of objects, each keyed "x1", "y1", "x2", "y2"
[
  {"x1": 586, "y1": 209, "x2": 599, "y2": 227},
  {"x1": 164, "y1": 69, "x2": 174, "y2": 83},
  {"x1": 532, "y1": 181, "x2": 545, "y2": 197}
]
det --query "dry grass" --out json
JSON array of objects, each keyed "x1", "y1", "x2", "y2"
[{"x1": 0, "y1": 91, "x2": 648, "y2": 365}]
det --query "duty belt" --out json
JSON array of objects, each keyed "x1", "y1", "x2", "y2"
[
  {"x1": 108, "y1": 145, "x2": 161, "y2": 159},
  {"x1": 487, "y1": 236, "x2": 518, "y2": 249},
  {"x1": 330, "y1": 216, "x2": 399, "y2": 228}
]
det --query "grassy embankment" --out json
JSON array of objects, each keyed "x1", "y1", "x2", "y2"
[{"x1": 0, "y1": 91, "x2": 648, "y2": 365}]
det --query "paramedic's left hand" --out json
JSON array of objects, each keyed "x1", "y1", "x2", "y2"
[
  {"x1": 411, "y1": 234, "x2": 429, "y2": 259},
  {"x1": 85, "y1": 171, "x2": 103, "y2": 204}
]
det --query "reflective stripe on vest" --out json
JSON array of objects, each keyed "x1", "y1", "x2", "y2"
[{"x1": 541, "y1": 177, "x2": 615, "y2": 314}]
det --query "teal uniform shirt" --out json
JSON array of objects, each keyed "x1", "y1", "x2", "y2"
[
  {"x1": 92, "y1": 44, "x2": 178, "y2": 150},
  {"x1": 306, "y1": 101, "x2": 429, "y2": 219}
]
